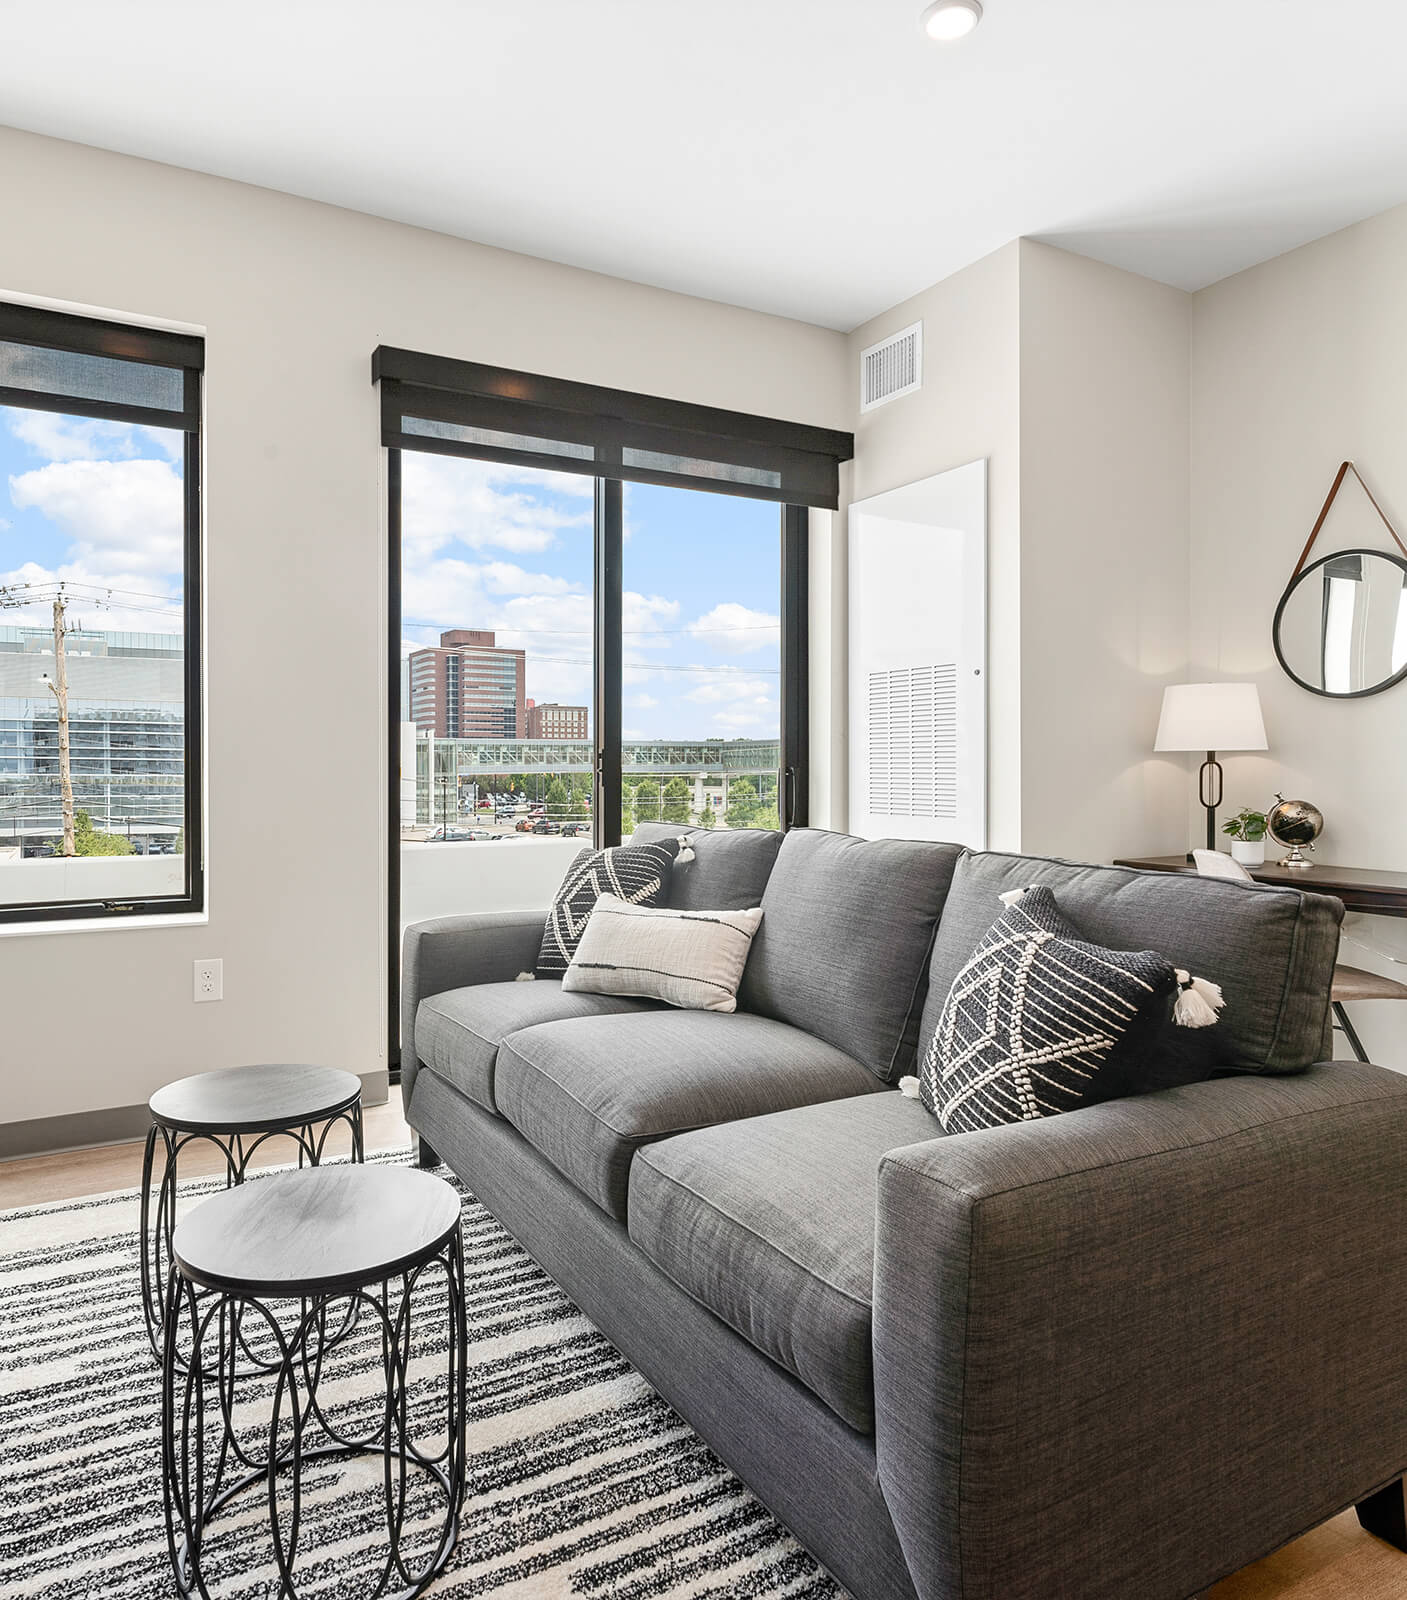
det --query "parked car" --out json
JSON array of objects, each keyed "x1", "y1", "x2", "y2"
[
  {"x1": 560, "y1": 822, "x2": 587, "y2": 837},
  {"x1": 426, "y1": 826, "x2": 473, "y2": 842},
  {"x1": 532, "y1": 819, "x2": 563, "y2": 835},
  {"x1": 515, "y1": 817, "x2": 537, "y2": 833}
]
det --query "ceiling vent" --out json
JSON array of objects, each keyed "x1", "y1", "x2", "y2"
[{"x1": 860, "y1": 321, "x2": 922, "y2": 412}]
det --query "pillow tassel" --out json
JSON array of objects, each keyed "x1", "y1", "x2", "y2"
[
  {"x1": 515, "y1": 971, "x2": 537, "y2": 982},
  {"x1": 676, "y1": 835, "x2": 696, "y2": 864},
  {"x1": 898, "y1": 1075, "x2": 922, "y2": 1099},
  {"x1": 1173, "y1": 969, "x2": 1224, "y2": 1028}
]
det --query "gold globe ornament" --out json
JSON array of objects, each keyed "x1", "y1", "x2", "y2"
[{"x1": 1266, "y1": 793, "x2": 1325, "y2": 868}]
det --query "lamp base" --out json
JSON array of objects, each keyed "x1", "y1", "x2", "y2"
[{"x1": 1198, "y1": 750, "x2": 1223, "y2": 854}]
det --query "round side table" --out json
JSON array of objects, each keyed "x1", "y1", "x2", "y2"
[
  {"x1": 162, "y1": 1164, "x2": 467, "y2": 1600},
  {"x1": 139, "y1": 1064, "x2": 363, "y2": 1362}
]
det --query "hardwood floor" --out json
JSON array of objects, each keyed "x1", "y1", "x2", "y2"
[
  {"x1": 0, "y1": 1085, "x2": 414, "y2": 1208},
  {"x1": 0, "y1": 1086, "x2": 1400, "y2": 1599}
]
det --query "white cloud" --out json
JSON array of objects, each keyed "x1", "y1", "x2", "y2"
[
  {"x1": 8, "y1": 458, "x2": 183, "y2": 577},
  {"x1": 623, "y1": 728, "x2": 646, "y2": 741},
  {"x1": 9, "y1": 410, "x2": 135, "y2": 462},
  {"x1": 711, "y1": 699, "x2": 780, "y2": 732},
  {"x1": 479, "y1": 561, "x2": 579, "y2": 597},
  {"x1": 687, "y1": 601, "x2": 780, "y2": 655},
  {"x1": 400, "y1": 452, "x2": 590, "y2": 559},
  {"x1": 684, "y1": 676, "x2": 778, "y2": 704},
  {"x1": 622, "y1": 591, "x2": 680, "y2": 652},
  {"x1": 628, "y1": 693, "x2": 659, "y2": 709}
]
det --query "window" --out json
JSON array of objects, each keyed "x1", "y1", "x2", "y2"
[
  {"x1": 0, "y1": 304, "x2": 203, "y2": 922},
  {"x1": 381, "y1": 349, "x2": 848, "y2": 1067}
]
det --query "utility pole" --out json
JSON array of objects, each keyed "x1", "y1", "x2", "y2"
[
  {"x1": 0, "y1": 582, "x2": 86, "y2": 859},
  {"x1": 45, "y1": 595, "x2": 76, "y2": 857}
]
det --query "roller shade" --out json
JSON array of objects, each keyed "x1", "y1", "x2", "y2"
[
  {"x1": 0, "y1": 302, "x2": 202, "y2": 432},
  {"x1": 373, "y1": 346, "x2": 852, "y2": 509}
]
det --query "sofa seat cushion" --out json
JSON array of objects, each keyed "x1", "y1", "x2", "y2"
[
  {"x1": 494, "y1": 1010, "x2": 886, "y2": 1222},
  {"x1": 629, "y1": 1091, "x2": 938, "y2": 1433},
  {"x1": 415, "y1": 981, "x2": 660, "y2": 1113}
]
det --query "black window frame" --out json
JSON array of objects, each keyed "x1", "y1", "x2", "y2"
[
  {"x1": 0, "y1": 302, "x2": 204, "y2": 925},
  {"x1": 381, "y1": 352, "x2": 850, "y2": 1070}
]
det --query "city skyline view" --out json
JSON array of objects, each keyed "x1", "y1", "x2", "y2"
[{"x1": 400, "y1": 452, "x2": 783, "y2": 744}]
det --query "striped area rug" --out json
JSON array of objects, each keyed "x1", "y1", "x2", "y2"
[{"x1": 0, "y1": 1150, "x2": 845, "y2": 1599}]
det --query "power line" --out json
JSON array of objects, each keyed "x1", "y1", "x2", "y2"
[{"x1": 402, "y1": 617, "x2": 778, "y2": 637}]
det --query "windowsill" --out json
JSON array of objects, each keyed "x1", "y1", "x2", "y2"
[{"x1": 0, "y1": 909, "x2": 209, "y2": 939}]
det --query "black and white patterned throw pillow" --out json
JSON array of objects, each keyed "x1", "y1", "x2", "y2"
[
  {"x1": 536, "y1": 839, "x2": 680, "y2": 977},
  {"x1": 904, "y1": 885, "x2": 1224, "y2": 1133}
]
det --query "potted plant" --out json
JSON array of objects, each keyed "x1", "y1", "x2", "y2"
[{"x1": 1222, "y1": 807, "x2": 1268, "y2": 867}]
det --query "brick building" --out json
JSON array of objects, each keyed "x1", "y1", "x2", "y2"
[
  {"x1": 525, "y1": 700, "x2": 589, "y2": 740},
  {"x1": 407, "y1": 629, "x2": 526, "y2": 738}
]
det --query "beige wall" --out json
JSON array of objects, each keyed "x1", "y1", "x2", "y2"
[
  {"x1": 1018, "y1": 240, "x2": 1191, "y2": 862},
  {"x1": 0, "y1": 125, "x2": 850, "y2": 1129},
  {"x1": 1191, "y1": 203, "x2": 1407, "y2": 1067},
  {"x1": 843, "y1": 241, "x2": 1191, "y2": 860},
  {"x1": 845, "y1": 243, "x2": 1023, "y2": 845}
]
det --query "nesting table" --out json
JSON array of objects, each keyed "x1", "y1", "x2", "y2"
[
  {"x1": 161, "y1": 1163, "x2": 468, "y2": 1599},
  {"x1": 139, "y1": 1064, "x2": 364, "y2": 1361}
]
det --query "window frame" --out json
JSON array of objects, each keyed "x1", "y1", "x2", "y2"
[
  {"x1": 382, "y1": 355, "x2": 846, "y2": 1070},
  {"x1": 0, "y1": 302, "x2": 204, "y2": 926}
]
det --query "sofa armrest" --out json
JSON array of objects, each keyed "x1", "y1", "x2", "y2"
[
  {"x1": 400, "y1": 910, "x2": 546, "y2": 1111},
  {"x1": 873, "y1": 1063, "x2": 1407, "y2": 1600}
]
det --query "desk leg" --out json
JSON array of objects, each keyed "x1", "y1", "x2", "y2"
[
  {"x1": 1332, "y1": 1001, "x2": 1370, "y2": 1063},
  {"x1": 1357, "y1": 1478, "x2": 1407, "y2": 1552}
]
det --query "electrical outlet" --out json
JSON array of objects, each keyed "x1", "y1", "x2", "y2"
[{"x1": 193, "y1": 958, "x2": 223, "y2": 1003}]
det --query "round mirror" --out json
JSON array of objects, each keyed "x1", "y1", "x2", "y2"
[{"x1": 1273, "y1": 547, "x2": 1407, "y2": 698}]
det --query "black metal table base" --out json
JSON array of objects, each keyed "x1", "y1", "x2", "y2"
[
  {"x1": 140, "y1": 1104, "x2": 364, "y2": 1365},
  {"x1": 162, "y1": 1229, "x2": 467, "y2": 1600}
]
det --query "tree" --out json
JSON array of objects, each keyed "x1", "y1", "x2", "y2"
[
  {"x1": 696, "y1": 797, "x2": 716, "y2": 829},
  {"x1": 724, "y1": 778, "x2": 760, "y2": 830},
  {"x1": 620, "y1": 783, "x2": 635, "y2": 839},
  {"x1": 544, "y1": 777, "x2": 570, "y2": 818},
  {"x1": 754, "y1": 805, "x2": 781, "y2": 831},
  {"x1": 72, "y1": 809, "x2": 133, "y2": 857},
  {"x1": 633, "y1": 776, "x2": 662, "y2": 824},
  {"x1": 661, "y1": 777, "x2": 691, "y2": 824},
  {"x1": 569, "y1": 774, "x2": 593, "y2": 820}
]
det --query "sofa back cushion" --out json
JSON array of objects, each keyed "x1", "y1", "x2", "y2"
[
  {"x1": 922, "y1": 851, "x2": 1343, "y2": 1077},
  {"x1": 739, "y1": 829, "x2": 962, "y2": 1081},
  {"x1": 629, "y1": 822, "x2": 782, "y2": 911}
]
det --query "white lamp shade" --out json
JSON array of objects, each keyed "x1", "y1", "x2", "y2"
[{"x1": 1154, "y1": 682, "x2": 1267, "y2": 753}]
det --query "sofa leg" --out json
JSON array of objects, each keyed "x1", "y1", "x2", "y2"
[
  {"x1": 413, "y1": 1134, "x2": 440, "y2": 1170},
  {"x1": 1357, "y1": 1478, "x2": 1407, "y2": 1551}
]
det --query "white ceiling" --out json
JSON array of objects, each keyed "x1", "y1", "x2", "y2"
[{"x1": 4, "y1": 0, "x2": 1407, "y2": 331}]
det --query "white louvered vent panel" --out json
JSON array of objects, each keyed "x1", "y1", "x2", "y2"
[
  {"x1": 860, "y1": 322, "x2": 922, "y2": 412},
  {"x1": 868, "y1": 664, "x2": 958, "y2": 818}
]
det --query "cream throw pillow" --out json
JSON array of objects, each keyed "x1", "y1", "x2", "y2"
[{"x1": 560, "y1": 893, "x2": 763, "y2": 1013}]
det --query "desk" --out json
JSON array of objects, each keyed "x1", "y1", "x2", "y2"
[{"x1": 1112, "y1": 856, "x2": 1407, "y2": 919}]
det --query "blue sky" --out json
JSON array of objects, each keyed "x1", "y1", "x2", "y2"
[
  {"x1": 0, "y1": 409, "x2": 781, "y2": 742},
  {"x1": 0, "y1": 404, "x2": 185, "y2": 635},
  {"x1": 400, "y1": 455, "x2": 782, "y2": 742}
]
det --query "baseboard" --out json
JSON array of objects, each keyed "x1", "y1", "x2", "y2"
[{"x1": 0, "y1": 1069, "x2": 390, "y2": 1162}]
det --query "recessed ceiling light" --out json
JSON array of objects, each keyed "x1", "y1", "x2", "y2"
[{"x1": 920, "y1": 0, "x2": 983, "y2": 42}]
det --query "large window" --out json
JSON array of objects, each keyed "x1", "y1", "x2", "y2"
[
  {"x1": 0, "y1": 304, "x2": 203, "y2": 922},
  {"x1": 382, "y1": 349, "x2": 847, "y2": 1066}
]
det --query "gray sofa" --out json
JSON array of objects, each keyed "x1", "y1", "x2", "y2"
[{"x1": 401, "y1": 824, "x2": 1407, "y2": 1600}]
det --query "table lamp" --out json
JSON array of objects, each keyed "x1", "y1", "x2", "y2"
[{"x1": 1154, "y1": 683, "x2": 1268, "y2": 854}]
